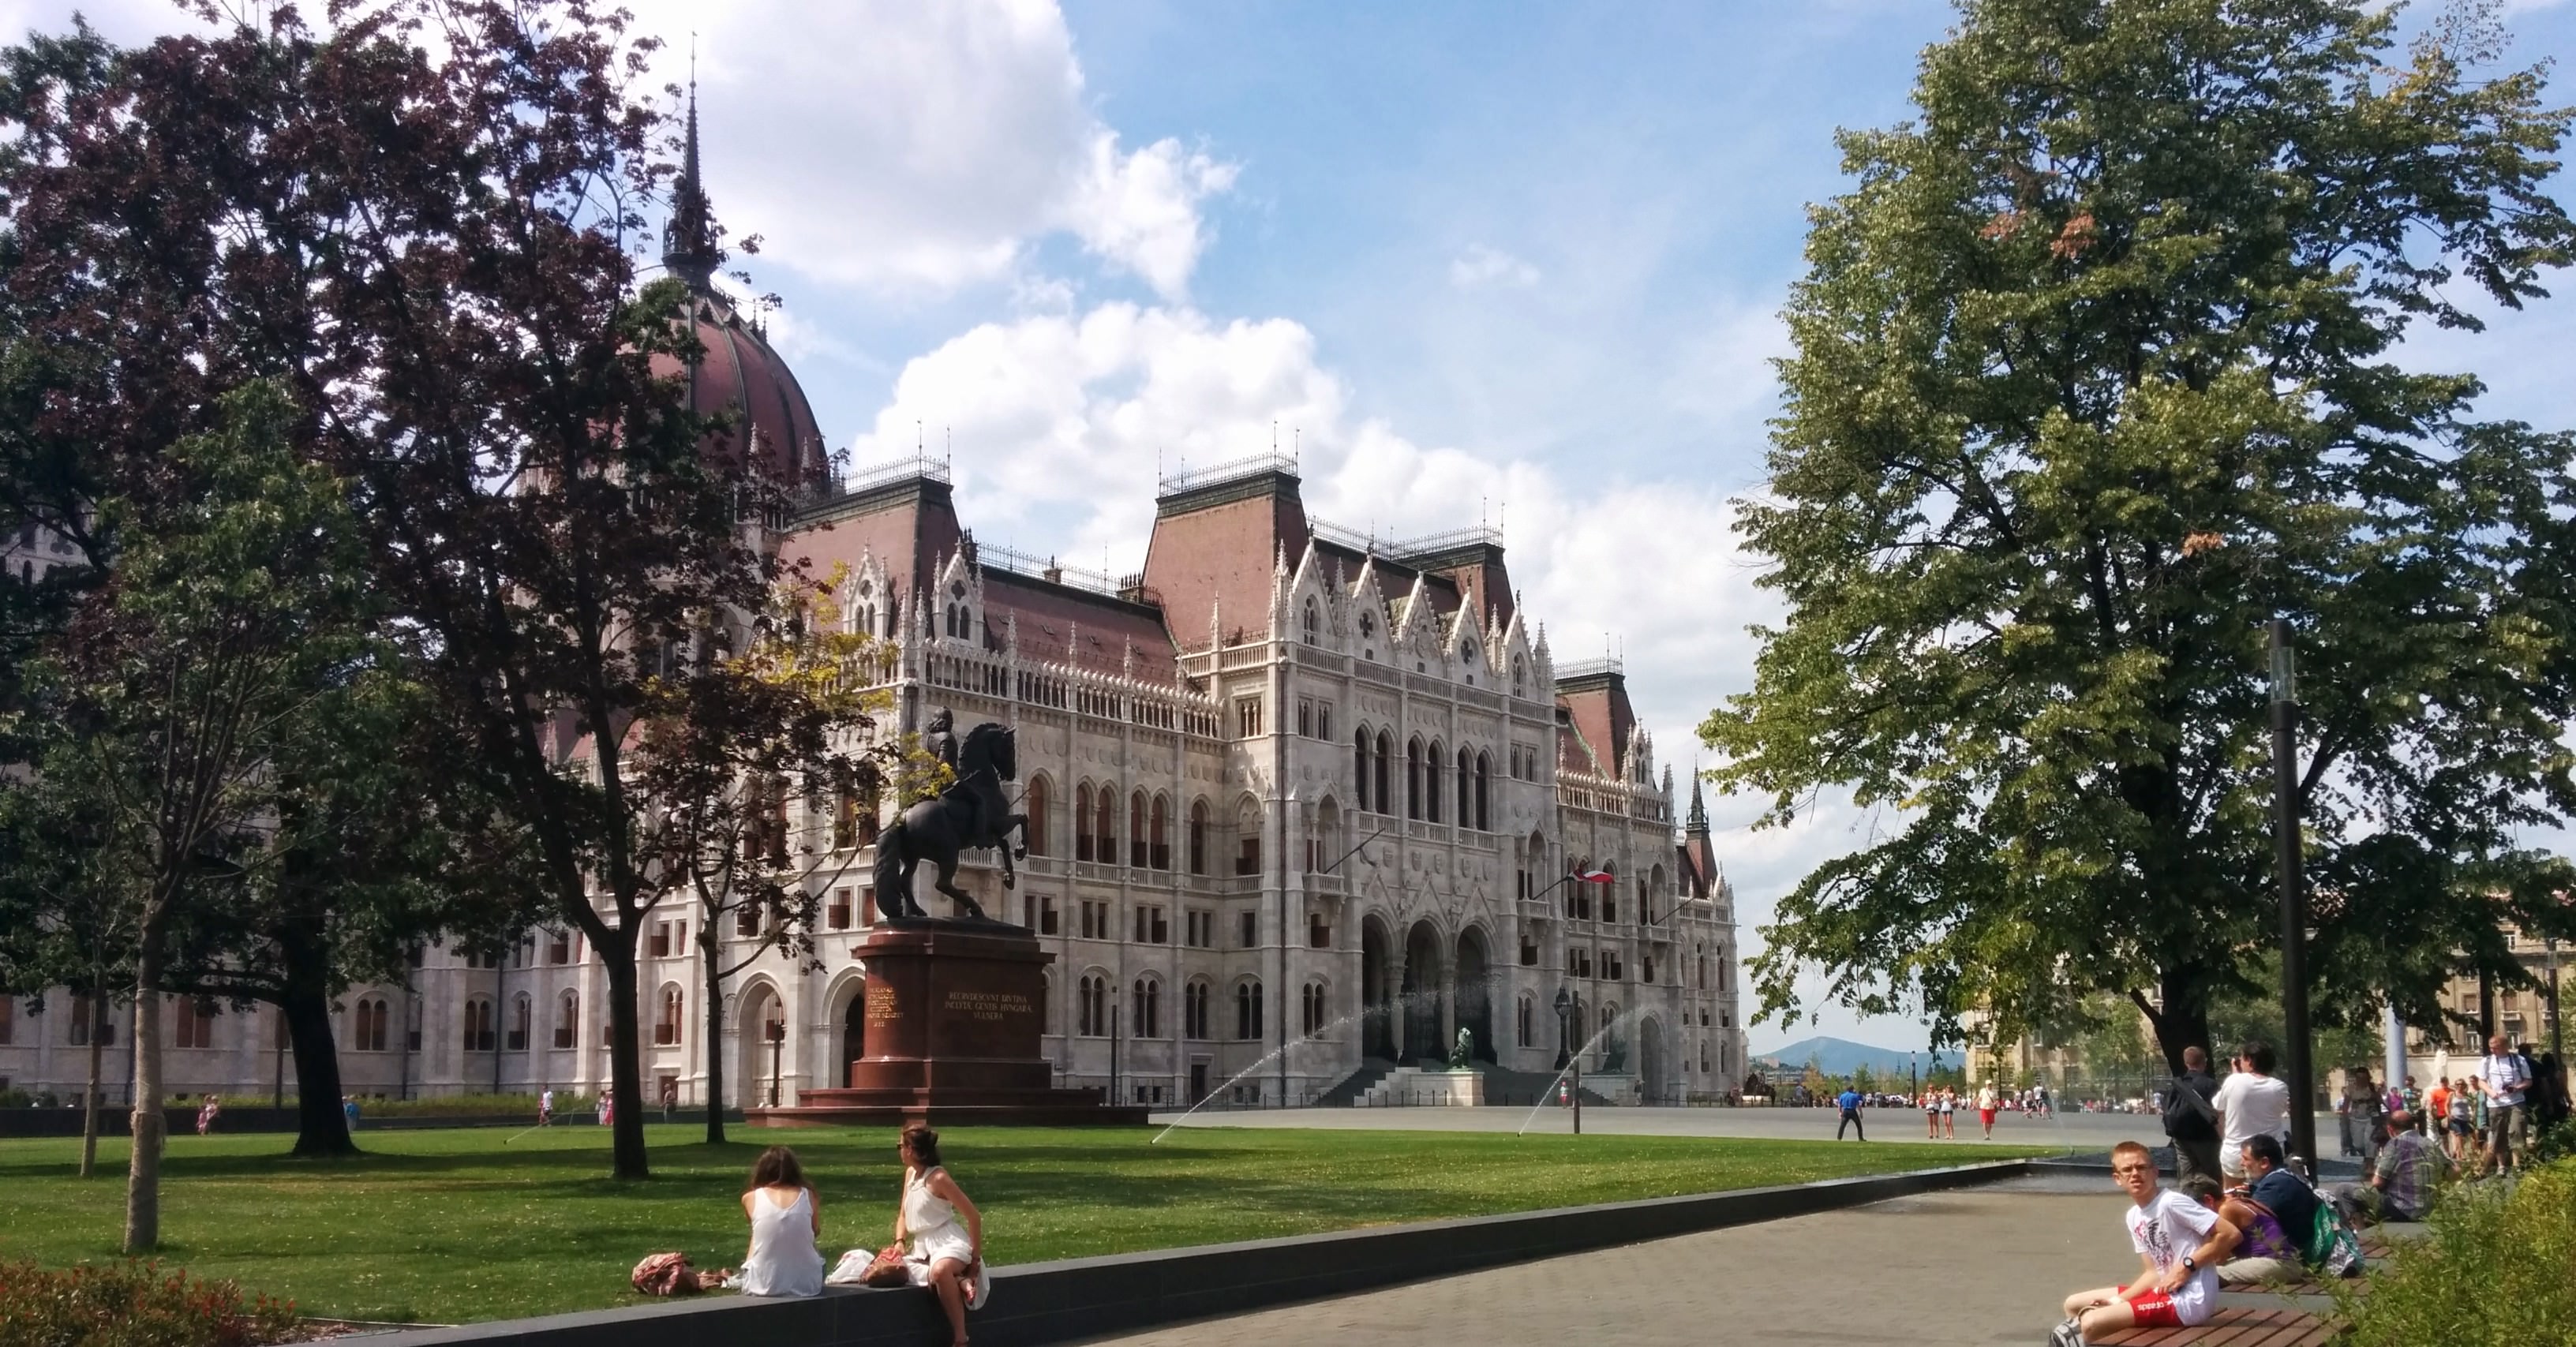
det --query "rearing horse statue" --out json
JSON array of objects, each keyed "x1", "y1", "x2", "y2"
[{"x1": 871, "y1": 719, "x2": 1028, "y2": 922}]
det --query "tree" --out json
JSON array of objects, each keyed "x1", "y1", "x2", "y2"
[
  {"x1": 24, "y1": 380, "x2": 375, "y2": 1250},
  {"x1": 0, "y1": 774, "x2": 136, "y2": 1177},
  {"x1": 156, "y1": 669, "x2": 547, "y2": 1156},
  {"x1": 0, "y1": 2, "x2": 783, "y2": 1180},
  {"x1": 1702, "y1": 0, "x2": 2576, "y2": 1071},
  {"x1": 631, "y1": 571, "x2": 890, "y2": 1144}
]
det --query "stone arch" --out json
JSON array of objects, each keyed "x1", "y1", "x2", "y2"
[
  {"x1": 1353, "y1": 724, "x2": 1374, "y2": 813},
  {"x1": 734, "y1": 975, "x2": 788, "y2": 1108},
  {"x1": 1023, "y1": 773, "x2": 1054, "y2": 856},
  {"x1": 1452, "y1": 926, "x2": 1496, "y2": 1063},
  {"x1": 824, "y1": 967, "x2": 871, "y2": 1087},
  {"x1": 1400, "y1": 919, "x2": 1446, "y2": 1062},
  {"x1": 1637, "y1": 1015, "x2": 1668, "y2": 1104},
  {"x1": 1425, "y1": 739, "x2": 1444, "y2": 821},
  {"x1": 1360, "y1": 913, "x2": 1398, "y2": 1060},
  {"x1": 1189, "y1": 796, "x2": 1212, "y2": 874},
  {"x1": 1233, "y1": 791, "x2": 1263, "y2": 875}
]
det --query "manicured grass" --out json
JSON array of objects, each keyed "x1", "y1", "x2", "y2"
[{"x1": 0, "y1": 1123, "x2": 2044, "y2": 1324}]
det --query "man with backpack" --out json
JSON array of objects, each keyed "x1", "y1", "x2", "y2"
[{"x1": 2162, "y1": 1046, "x2": 2223, "y2": 1187}]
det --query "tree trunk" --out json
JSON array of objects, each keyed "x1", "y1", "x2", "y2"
[
  {"x1": 601, "y1": 934, "x2": 650, "y2": 1179},
  {"x1": 79, "y1": 982, "x2": 106, "y2": 1179},
  {"x1": 124, "y1": 914, "x2": 167, "y2": 1253},
  {"x1": 2151, "y1": 967, "x2": 2213, "y2": 1075},
  {"x1": 702, "y1": 919, "x2": 727, "y2": 1146},
  {"x1": 282, "y1": 987, "x2": 356, "y2": 1158}
]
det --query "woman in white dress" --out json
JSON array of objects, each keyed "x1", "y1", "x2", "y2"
[
  {"x1": 735, "y1": 1146, "x2": 826, "y2": 1298},
  {"x1": 893, "y1": 1125, "x2": 984, "y2": 1347}
]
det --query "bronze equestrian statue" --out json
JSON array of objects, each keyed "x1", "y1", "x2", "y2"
[{"x1": 871, "y1": 714, "x2": 1028, "y2": 922}]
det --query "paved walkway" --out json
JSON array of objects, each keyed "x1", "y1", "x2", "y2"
[{"x1": 1078, "y1": 1175, "x2": 2129, "y2": 1347}]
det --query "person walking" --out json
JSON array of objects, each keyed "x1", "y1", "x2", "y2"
[
  {"x1": 735, "y1": 1146, "x2": 825, "y2": 1298},
  {"x1": 2477, "y1": 1034, "x2": 2531, "y2": 1174},
  {"x1": 538, "y1": 1087, "x2": 554, "y2": 1128},
  {"x1": 1977, "y1": 1081, "x2": 1999, "y2": 1139},
  {"x1": 2162, "y1": 1046, "x2": 2224, "y2": 1188},
  {"x1": 1940, "y1": 1087, "x2": 1957, "y2": 1139},
  {"x1": 1836, "y1": 1085, "x2": 1866, "y2": 1141},
  {"x1": 2342, "y1": 1068, "x2": 2384, "y2": 1172},
  {"x1": 195, "y1": 1094, "x2": 221, "y2": 1137},
  {"x1": 893, "y1": 1125, "x2": 985, "y2": 1347},
  {"x1": 2427, "y1": 1077, "x2": 2458, "y2": 1160},
  {"x1": 2211, "y1": 1042, "x2": 2290, "y2": 1184},
  {"x1": 1925, "y1": 1087, "x2": 1941, "y2": 1139}
]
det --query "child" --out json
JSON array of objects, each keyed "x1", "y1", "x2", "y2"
[{"x1": 2053, "y1": 1140, "x2": 2239, "y2": 1346}]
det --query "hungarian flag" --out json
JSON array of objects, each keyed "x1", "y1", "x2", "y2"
[{"x1": 1574, "y1": 869, "x2": 1615, "y2": 884}]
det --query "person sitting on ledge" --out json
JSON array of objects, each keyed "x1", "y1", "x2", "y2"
[
  {"x1": 895, "y1": 1124, "x2": 986, "y2": 1347},
  {"x1": 2331, "y1": 1108, "x2": 2450, "y2": 1226},
  {"x1": 735, "y1": 1145, "x2": 824, "y2": 1298},
  {"x1": 2053, "y1": 1139, "x2": 2238, "y2": 1347},
  {"x1": 2180, "y1": 1176, "x2": 2295, "y2": 1286}
]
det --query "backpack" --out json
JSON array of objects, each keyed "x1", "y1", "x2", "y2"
[
  {"x1": 2162, "y1": 1073, "x2": 2217, "y2": 1140},
  {"x1": 2303, "y1": 1191, "x2": 2366, "y2": 1278}
]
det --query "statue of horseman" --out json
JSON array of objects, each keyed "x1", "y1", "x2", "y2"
[{"x1": 871, "y1": 707, "x2": 1027, "y2": 922}]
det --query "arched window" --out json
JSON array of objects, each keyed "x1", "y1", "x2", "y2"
[
  {"x1": 1425, "y1": 739, "x2": 1443, "y2": 821},
  {"x1": 1516, "y1": 993, "x2": 1534, "y2": 1048},
  {"x1": 1189, "y1": 799, "x2": 1211, "y2": 875},
  {"x1": 1234, "y1": 796, "x2": 1263, "y2": 875},
  {"x1": 1474, "y1": 752, "x2": 1492, "y2": 830},
  {"x1": 508, "y1": 992, "x2": 531, "y2": 1051},
  {"x1": 1024, "y1": 776, "x2": 1051, "y2": 856},
  {"x1": 1375, "y1": 730, "x2": 1391, "y2": 810},
  {"x1": 1184, "y1": 980, "x2": 1211, "y2": 1040},
  {"x1": 1075, "y1": 782, "x2": 1096, "y2": 862},
  {"x1": 1302, "y1": 598, "x2": 1320, "y2": 644},
  {"x1": 1353, "y1": 727, "x2": 1372, "y2": 812},
  {"x1": 1150, "y1": 794, "x2": 1170, "y2": 870},
  {"x1": 555, "y1": 990, "x2": 579, "y2": 1049},
  {"x1": 1301, "y1": 981, "x2": 1329, "y2": 1036},
  {"x1": 1130, "y1": 790, "x2": 1149, "y2": 868},
  {"x1": 464, "y1": 997, "x2": 496, "y2": 1053},
  {"x1": 655, "y1": 986, "x2": 687, "y2": 1046},
  {"x1": 1456, "y1": 748, "x2": 1472, "y2": 829},
  {"x1": 352, "y1": 998, "x2": 386, "y2": 1053},
  {"x1": 1512, "y1": 655, "x2": 1526, "y2": 699},
  {"x1": 1077, "y1": 975, "x2": 1108, "y2": 1037},
  {"x1": 1132, "y1": 978, "x2": 1162, "y2": 1038},
  {"x1": 1405, "y1": 738, "x2": 1423, "y2": 819},
  {"x1": 1235, "y1": 980, "x2": 1265, "y2": 1041},
  {"x1": 1094, "y1": 786, "x2": 1116, "y2": 862}
]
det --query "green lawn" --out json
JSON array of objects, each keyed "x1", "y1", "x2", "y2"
[{"x1": 0, "y1": 1124, "x2": 2042, "y2": 1324}]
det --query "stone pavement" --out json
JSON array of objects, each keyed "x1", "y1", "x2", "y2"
[{"x1": 1076, "y1": 1174, "x2": 2129, "y2": 1347}]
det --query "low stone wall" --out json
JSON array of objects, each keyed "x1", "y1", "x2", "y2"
[
  {"x1": 0, "y1": 1108, "x2": 740, "y2": 1138},
  {"x1": 373, "y1": 1158, "x2": 2029, "y2": 1347}
]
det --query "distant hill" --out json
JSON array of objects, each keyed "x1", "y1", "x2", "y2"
[{"x1": 1750, "y1": 1035, "x2": 1957, "y2": 1079}]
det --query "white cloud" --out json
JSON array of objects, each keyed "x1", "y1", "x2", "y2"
[
  {"x1": 626, "y1": 0, "x2": 1236, "y2": 300},
  {"x1": 1447, "y1": 244, "x2": 1541, "y2": 290}
]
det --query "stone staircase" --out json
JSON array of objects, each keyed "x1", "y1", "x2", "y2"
[{"x1": 1312, "y1": 1057, "x2": 1401, "y2": 1108}]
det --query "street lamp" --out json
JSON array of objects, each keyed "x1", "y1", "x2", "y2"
[
  {"x1": 766, "y1": 1016, "x2": 786, "y2": 1109},
  {"x1": 1552, "y1": 985, "x2": 1581, "y2": 1135},
  {"x1": 2271, "y1": 619, "x2": 2318, "y2": 1168}
]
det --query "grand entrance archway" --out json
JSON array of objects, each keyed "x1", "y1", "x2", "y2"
[
  {"x1": 840, "y1": 979, "x2": 869, "y2": 1088},
  {"x1": 736, "y1": 984, "x2": 786, "y2": 1107},
  {"x1": 1452, "y1": 928, "x2": 1495, "y2": 1063},
  {"x1": 1400, "y1": 919, "x2": 1444, "y2": 1063},
  {"x1": 1360, "y1": 915, "x2": 1396, "y2": 1060}
]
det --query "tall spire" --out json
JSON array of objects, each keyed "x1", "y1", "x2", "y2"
[
  {"x1": 1686, "y1": 770, "x2": 1710, "y2": 835},
  {"x1": 663, "y1": 70, "x2": 717, "y2": 291}
]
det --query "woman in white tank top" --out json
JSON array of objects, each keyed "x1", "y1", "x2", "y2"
[
  {"x1": 735, "y1": 1145, "x2": 825, "y2": 1297},
  {"x1": 894, "y1": 1125, "x2": 984, "y2": 1347}
]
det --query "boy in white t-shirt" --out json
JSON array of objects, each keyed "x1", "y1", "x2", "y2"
[{"x1": 2053, "y1": 1140, "x2": 2240, "y2": 1347}]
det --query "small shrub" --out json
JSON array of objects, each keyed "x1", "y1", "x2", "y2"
[
  {"x1": 0, "y1": 1087, "x2": 32, "y2": 1109},
  {"x1": 2331, "y1": 1159, "x2": 2576, "y2": 1347},
  {"x1": 2528, "y1": 1117, "x2": 2576, "y2": 1166},
  {"x1": 0, "y1": 1259, "x2": 300, "y2": 1347}
]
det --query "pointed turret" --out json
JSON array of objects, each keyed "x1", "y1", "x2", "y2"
[
  {"x1": 664, "y1": 80, "x2": 718, "y2": 290},
  {"x1": 1687, "y1": 773, "x2": 1711, "y2": 836}
]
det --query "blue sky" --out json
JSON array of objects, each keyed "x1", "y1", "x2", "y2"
[{"x1": 14, "y1": 0, "x2": 2576, "y2": 1054}]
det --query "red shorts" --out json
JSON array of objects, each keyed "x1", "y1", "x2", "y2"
[
  {"x1": 2113, "y1": 1287, "x2": 2183, "y2": 1329},
  {"x1": 1980, "y1": 1108, "x2": 1998, "y2": 1124}
]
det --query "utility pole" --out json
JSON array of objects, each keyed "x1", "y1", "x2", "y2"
[{"x1": 2271, "y1": 619, "x2": 2317, "y2": 1167}]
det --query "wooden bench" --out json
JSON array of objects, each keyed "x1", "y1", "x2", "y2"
[{"x1": 2091, "y1": 1306, "x2": 2334, "y2": 1346}]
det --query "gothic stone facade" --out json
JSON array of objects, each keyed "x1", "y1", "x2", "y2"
[{"x1": 0, "y1": 457, "x2": 1747, "y2": 1111}]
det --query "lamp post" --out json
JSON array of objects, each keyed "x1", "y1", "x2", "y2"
[
  {"x1": 2548, "y1": 890, "x2": 2565, "y2": 1062},
  {"x1": 2271, "y1": 619, "x2": 2318, "y2": 1167},
  {"x1": 766, "y1": 1016, "x2": 785, "y2": 1108},
  {"x1": 1552, "y1": 985, "x2": 1580, "y2": 1134}
]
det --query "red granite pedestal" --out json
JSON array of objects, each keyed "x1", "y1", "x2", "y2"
[{"x1": 744, "y1": 922, "x2": 1146, "y2": 1128}]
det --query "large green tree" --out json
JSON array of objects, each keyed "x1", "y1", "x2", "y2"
[{"x1": 1703, "y1": 0, "x2": 2576, "y2": 1068}]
